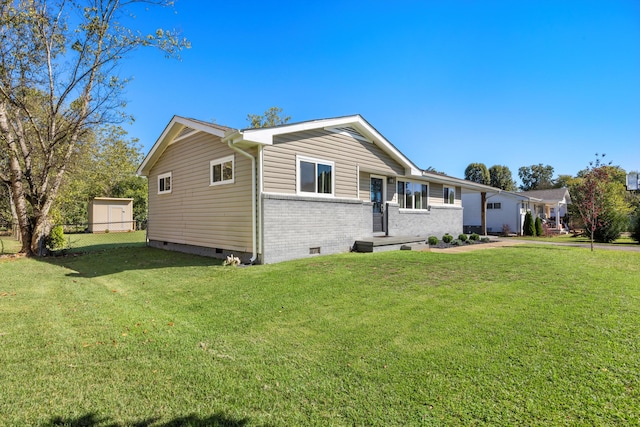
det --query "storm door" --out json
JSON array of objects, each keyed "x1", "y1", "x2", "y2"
[{"x1": 370, "y1": 176, "x2": 385, "y2": 233}]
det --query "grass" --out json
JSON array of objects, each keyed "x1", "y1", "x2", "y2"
[
  {"x1": 0, "y1": 230, "x2": 146, "y2": 255},
  {"x1": 512, "y1": 233, "x2": 638, "y2": 246},
  {"x1": 1, "y1": 245, "x2": 639, "y2": 426}
]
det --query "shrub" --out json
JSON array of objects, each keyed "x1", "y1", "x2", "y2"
[
  {"x1": 631, "y1": 210, "x2": 640, "y2": 244},
  {"x1": 427, "y1": 236, "x2": 438, "y2": 246},
  {"x1": 593, "y1": 210, "x2": 628, "y2": 243},
  {"x1": 480, "y1": 237, "x2": 491, "y2": 243},
  {"x1": 501, "y1": 224, "x2": 512, "y2": 236},
  {"x1": 458, "y1": 234, "x2": 468, "y2": 242},
  {"x1": 535, "y1": 217, "x2": 543, "y2": 236},
  {"x1": 47, "y1": 225, "x2": 66, "y2": 250},
  {"x1": 469, "y1": 233, "x2": 480, "y2": 241},
  {"x1": 523, "y1": 212, "x2": 535, "y2": 236},
  {"x1": 442, "y1": 234, "x2": 453, "y2": 243},
  {"x1": 450, "y1": 239, "x2": 462, "y2": 246}
]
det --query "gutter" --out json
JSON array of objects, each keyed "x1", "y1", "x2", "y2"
[{"x1": 226, "y1": 139, "x2": 258, "y2": 264}]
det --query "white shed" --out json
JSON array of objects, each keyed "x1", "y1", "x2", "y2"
[{"x1": 88, "y1": 197, "x2": 134, "y2": 233}]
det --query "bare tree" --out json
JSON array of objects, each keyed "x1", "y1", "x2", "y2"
[{"x1": 0, "y1": 0, "x2": 188, "y2": 255}]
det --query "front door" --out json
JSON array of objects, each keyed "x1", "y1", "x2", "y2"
[{"x1": 370, "y1": 177, "x2": 385, "y2": 233}]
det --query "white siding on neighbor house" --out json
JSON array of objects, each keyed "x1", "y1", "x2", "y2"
[
  {"x1": 462, "y1": 193, "x2": 525, "y2": 235},
  {"x1": 462, "y1": 193, "x2": 483, "y2": 227},
  {"x1": 262, "y1": 129, "x2": 406, "y2": 198},
  {"x1": 147, "y1": 131, "x2": 254, "y2": 252}
]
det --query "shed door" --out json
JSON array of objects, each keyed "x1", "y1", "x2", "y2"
[{"x1": 109, "y1": 206, "x2": 126, "y2": 231}]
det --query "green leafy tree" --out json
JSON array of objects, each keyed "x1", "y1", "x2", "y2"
[
  {"x1": 464, "y1": 163, "x2": 490, "y2": 185},
  {"x1": 247, "y1": 106, "x2": 291, "y2": 128},
  {"x1": 489, "y1": 165, "x2": 516, "y2": 191},
  {"x1": 570, "y1": 155, "x2": 632, "y2": 250},
  {"x1": 552, "y1": 174, "x2": 576, "y2": 189},
  {"x1": 0, "y1": 0, "x2": 188, "y2": 255},
  {"x1": 518, "y1": 164, "x2": 555, "y2": 191},
  {"x1": 424, "y1": 166, "x2": 447, "y2": 175},
  {"x1": 523, "y1": 211, "x2": 535, "y2": 236},
  {"x1": 55, "y1": 126, "x2": 147, "y2": 225}
]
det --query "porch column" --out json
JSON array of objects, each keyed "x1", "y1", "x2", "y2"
[{"x1": 481, "y1": 192, "x2": 487, "y2": 236}]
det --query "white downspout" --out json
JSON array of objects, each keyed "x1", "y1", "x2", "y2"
[
  {"x1": 257, "y1": 146, "x2": 263, "y2": 258},
  {"x1": 227, "y1": 141, "x2": 257, "y2": 264}
]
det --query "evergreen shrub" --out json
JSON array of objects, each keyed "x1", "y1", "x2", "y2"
[
  {"x1": 535, "y1": 217, "x2": 543, "y2": 236},
  {"x1": 523, "y1": 212, "x2": 535, "y2": 236}
]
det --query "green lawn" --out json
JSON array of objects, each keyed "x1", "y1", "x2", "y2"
[
  {"x1": 513, "y1": 233, "x2": 638, "y2": 246},
  {"x1": 0, "y1": 230, "x2": 146, "y2": 255},
  {"x1": 1, "y1": 245, "x2": 639, "y2": 426}
]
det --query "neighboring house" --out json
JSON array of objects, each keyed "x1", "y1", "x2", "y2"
[
  {"x1": 463, "y1": 188, "x2": 571, "y2": 235},
  {"x1": 138, "y1": 115, "x2": 494, "y2": 264}
]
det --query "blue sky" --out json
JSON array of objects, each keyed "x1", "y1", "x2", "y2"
[{"x1": 122, "y1": 0, "x2": 640, "y2": 184}]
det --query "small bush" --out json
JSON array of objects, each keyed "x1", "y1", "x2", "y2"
[
  {"x1": 458, "y1": 234, "x2": 468, "y2": 242},
  {"x1": 523, "y1": 212, "x2": 535, "y2": 236},
  {"x1": 593, "y1": 210, "x2": 628, "y2": 243},
  {"x1": 47, "y1": 225, "x2": 66, "y2": 250},
  {"x1": 450, "y1": 239, "x2": 462, "y2": 246},
  {"x1": 469, "y1": 233, "x2": 480, "y2": 241},
  {"x1": 427, "y1": 236, "x2": 439, "y2": 246},
  {"x1": 480, "y1": 237, "x2": 491, "y2": 243},
  {"x1": 442, "y1": 234, "x2": 453, "y2": 243},
  {"x1": 501, "y1": 224, "x2": 512, "y2": 236},
  {"x1": 535, "y1": 217, "x2": 543, "y2": 237},
  {"x1": 631, "y1": 210, "x2": 640, "y2": 244}
]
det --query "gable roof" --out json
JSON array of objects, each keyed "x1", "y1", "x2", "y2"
[
  {"x1": 222, "y1": 114, "x2": 422, "y2": 176},
  {"x1": 137, "y1": 116, "x2": 234, "y2": 176},
  {"x1": 422, "y1": 171, "x2": 507, "y2": 194},
  {"x1": 522, "y1": 188, "x2": 571, "y2": 204}
]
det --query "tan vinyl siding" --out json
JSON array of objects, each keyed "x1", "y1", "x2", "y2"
[
  {"x1": 428, "y1": 183, "x2": 462, "y2": 206},
  {"x1": 263, "y1": 129, "x2": 405, "y2": 198},
  {"x1": 429, "y1": 182, "x2": 443, "y2": 206},
  {"x1": 148, "y1": 132, "x2": 254, "y2": 251}
]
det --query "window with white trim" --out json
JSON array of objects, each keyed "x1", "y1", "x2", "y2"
[
  {"x1": 397, "y1": 181, "x2": 428, "y2": 209},
  {"x1": 158, "y1": 172, "x2": 172, "y2": 194},
  {"x1": 210, "y1": 155, "x2": 234, "y2": 186},
  {"x1": 487, "y1": 202, "x2": 501, "y2": 209},
  {"x1": 444, "y1": 187, "x2": 455, "y2": 204},
  {"x1": 297, "y1": 156, "x2": 334, "y2": 196}
]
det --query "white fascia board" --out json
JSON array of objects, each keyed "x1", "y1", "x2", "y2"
[
  {"x1": 347, "y1": 117, "x2": 422, "y2": 175},
  {"x1": 235, "y1": 115, "x2": 364, "y2": 146},
  {"x1": 227, "y1": 115, "x2": 421, "y2": 174},
  {"x1": 176, "y1": 117, "x2": 227, "y2": 137},
  {"x1": 421, "y1": 171, "x2": 499, "y2": 193},
  {"x1": 137, "y1": 116, "x2": 228, "y2": 176}
]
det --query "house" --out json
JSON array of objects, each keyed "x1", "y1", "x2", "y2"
[
  {"x1": 463, "y1": 188, "x2": 571, "y2": 235},
  {"x1": 88, "y1": 197, "x2": 134, "y2": 233},
  {"x1": 137, "y1": 115, "x2": 494, "y2": 264}
]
